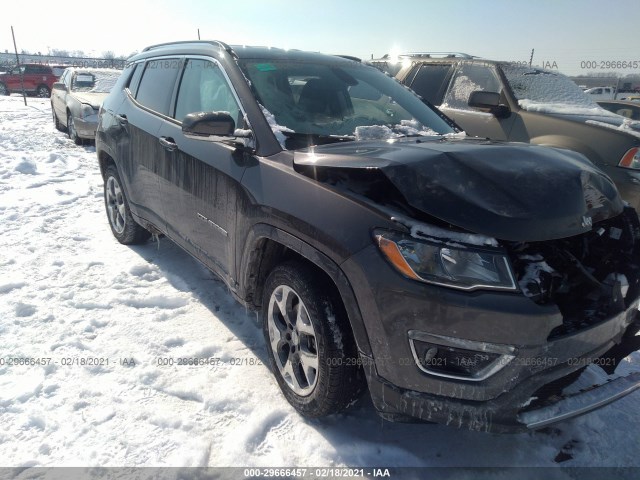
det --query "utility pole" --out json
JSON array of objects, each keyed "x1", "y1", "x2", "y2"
[
  {"x1": 11, "y1": 26, "x2": 27, "y2": 106},
  {"x1": 198, "y1": 28, "x2": 201, "y2": 40}
]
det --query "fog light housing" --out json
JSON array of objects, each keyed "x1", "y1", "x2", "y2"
[{"x1": 408, "y1": 331, "x2": 515, "y2": 382}]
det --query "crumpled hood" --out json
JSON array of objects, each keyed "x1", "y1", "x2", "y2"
[
  {"x1": 294, "y1": 138, "x2": 624, "y2": 242},
  {"x1": 72, "y1": 92, "x2": 107, "y2": 109}
]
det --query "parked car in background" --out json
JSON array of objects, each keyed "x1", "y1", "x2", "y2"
[
  {"x1": 96, "y1": 41, "x2": 640, "y2": 433},
  {"x1": 51, "y1": 67, "x2": 121, "y2": 144},
  {"x1": 583, "y1": 86, "x2": 616, "y2": 101},
  {"x1": 387, "y1": 54, "x2": 640, "y2": 213},
  {"x1": 598, "y1": 100, "x2": 640, "y2": 121},
  {"x1": 0, "y1": 63, "x2": 61, "y2": 97}
]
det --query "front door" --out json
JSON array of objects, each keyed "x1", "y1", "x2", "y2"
[
  {"x1": 157, "y1": 58, "x2": 247, "y2": 282},
  {"x1": 439, "y1": 62, "x2": 517, "y2": 141}
]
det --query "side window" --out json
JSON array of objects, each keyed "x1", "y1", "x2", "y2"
[
  {"x1": 442, "y1": 63, "x2": 502, "y2": 110},
  {"x1": 135, "y1": 59, "x2": 182, "y2": 116},
  {"x1": 63, "y1": 71, "x2": 73, "y2": 88},
  {"x1": 174, "y1": 59, "x2": 241, "y2": 125},
  {"x1": 127, "y1": 63, "x2": 144, "y2": 97},
  {"x1": 409, "y1": 64, "x2": 454, "y2": 105}
]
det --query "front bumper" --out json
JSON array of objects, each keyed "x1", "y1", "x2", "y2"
[
  {"x1": 74, "y1": 114, "x2": 98, "y2": 139},
  {"x1": 343, "y1": 244, "x2": 640, "y2": 433}
]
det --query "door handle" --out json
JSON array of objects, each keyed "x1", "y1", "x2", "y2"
[
  {"x1": 115, "y1": 113, "x2": 128, "y2": 125},
  {"x1": 159, "y1": 136, "x2": 177, "y2": 152}
]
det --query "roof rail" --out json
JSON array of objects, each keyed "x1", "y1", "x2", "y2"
[
  {"x1": 142, "y1": 40, "x2": 237, "y2": 58},
  {"x1": 400, "y1": 52, "x2": 474, "y2": 59},
  {"x1": 335, "y1": 55, "x2": 361, "y2": 62}
]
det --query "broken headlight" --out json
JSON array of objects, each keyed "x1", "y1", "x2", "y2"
[
  {"x1": 375, "y1": 230, "x2": 517, "y2": 291},
  {"x1": 80, "y1": 103, "x2": 96, "y2": 118}
]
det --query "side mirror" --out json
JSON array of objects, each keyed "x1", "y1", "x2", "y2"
[
  {"x1": 182, "y1": 111, "x2": 235, "y2": 137},
  {"x1": 52, "y1": 82, "x2": 67, "y2": 92},
  {"x1": 468, "y1": 91, "x2": 510, "y2": 118}
]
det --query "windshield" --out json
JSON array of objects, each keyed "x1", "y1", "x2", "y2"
[
  {"x1": 71, "y1": 69, "x2": 121, "y2": 93},
  {"x1": 239, "y1": 59, "x2": 457, "y2": 148}
]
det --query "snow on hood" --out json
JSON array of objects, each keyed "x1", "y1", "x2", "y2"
[{"x1": 586, "y1": 118, "x2": 640, "y2": 139}]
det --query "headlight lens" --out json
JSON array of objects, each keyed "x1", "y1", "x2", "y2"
[
  {"x1": 80, "y1": 103, "x2": 96, "y2": 118},
  {"x1": 375, "y1": 230, "x2": 517, "y2": 291},
  {"x1": 619, "y1": 147, "x2": 640, "y2": 169}
]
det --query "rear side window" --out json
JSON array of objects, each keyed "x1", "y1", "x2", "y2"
[
  {"x1": 135, "y1": 59, "x2": 182, "y2": 116},
  {"x1": 25, "y1": 65, "x2": 50, "y2": 74},
  {"x1": 127, "y1": 63, "x2": 144, "y2": 97},
  {"x1": 409, "y1": 64, "x2": 454, "y2": 105}
]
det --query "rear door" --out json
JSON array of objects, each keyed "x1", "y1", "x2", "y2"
[
  {"x1": 52, "y1": 69, "x2": 71, "y2": 122},
  {"x1": 116, "y1": 58, "x2": 183, "y2": 229},
  {"x1": 6, "y1": 66, "x2": 24, "y2": 92},
  {"x1": 156, "y1": 57, "x2": 247, "y2": 282}
]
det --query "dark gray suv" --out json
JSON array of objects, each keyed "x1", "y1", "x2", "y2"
[{"x1": 96, "y1": 41, "x2": 640, "y2": 433}]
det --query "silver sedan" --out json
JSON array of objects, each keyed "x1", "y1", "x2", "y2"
[{"x1": 51, "y1": 67, "x2": 121, "y2": 144}]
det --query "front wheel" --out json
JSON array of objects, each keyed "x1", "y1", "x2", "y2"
[
  {"x1": 67, "y1": 114, "x2": 82, "y2": 145},
  {"x1": 262, "y1": 262, "x2": 365, "y2": 417},
  {"x1": 103, "y1": 164, "x2": 151, "y2": 245}
]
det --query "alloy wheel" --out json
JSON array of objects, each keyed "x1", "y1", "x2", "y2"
[
  {"x1": 105, "y1": 175, "x2": 126, "y2": 234},
  {"x1": 267, "y1": 284, "x2": 319, "y2": 396}
]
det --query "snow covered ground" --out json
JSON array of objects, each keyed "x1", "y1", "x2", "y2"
[{"x1": 0, "y1": 94, "x2": 639, "y2": 475}]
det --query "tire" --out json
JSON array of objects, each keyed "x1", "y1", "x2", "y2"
[
  {"x1": 67, "y1": 113, "x2": 82, "y2": 145},
  {"x1": 0, "y1": 83, "x2": 8, "y2": 96},
  {"x1": 36, "y1": 85, "x2": 50, "y2": 98},
  {"x1": 262, "y1": 262, "x2": 365, "y2": 417},
  {"x1": 52, "y1": 107, "x2": 64, "y2": 131},
  {"x1": 103, "y1": 164, "x2": 151, "y2": 245}
]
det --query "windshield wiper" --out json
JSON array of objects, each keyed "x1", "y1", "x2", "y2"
[{"x1": 282, "y1": 131, "x2": 356, "y2": 147}]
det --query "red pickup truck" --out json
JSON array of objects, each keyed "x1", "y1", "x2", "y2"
[{"x1": 0, "y1": 64, "x2": 64, "y2": 97}]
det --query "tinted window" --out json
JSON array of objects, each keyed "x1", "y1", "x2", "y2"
[
  {"x1": 135, "y1": 59, "x2": 182, "y2": 115},
  {"x1": 174, "y1": 59, "x2": 241, "y2": 124},
  {"x1": 127, "y1": 63, "x2": 144, "y2": 96},
  {"x1": 410, "y1": 64, "x2": 454, "y2": 105},
  {"x1": 25, "y1": 65, "x2": 50, "y2": 74},
  {"x1": 442, "y1": 63, "x2": 501, "y2": 110}
]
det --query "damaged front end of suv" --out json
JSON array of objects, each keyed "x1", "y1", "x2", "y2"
[{"x1": 293, "y1": 138, "x2": 640, "y2": 432}]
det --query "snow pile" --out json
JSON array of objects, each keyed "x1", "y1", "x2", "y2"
[
  {"x1": 586, "y1": 119, "x2": 640, "y2": 139},
  {"x1": 355, "y1": 120, "x2": 439, "y2": 141},
  {"x1": 0, "y1": 95, "x2": 639, "y2": 470}
]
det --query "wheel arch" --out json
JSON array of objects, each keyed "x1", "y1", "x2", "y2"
[
  {"x1": 98, "y1": 149, "x2": 117, "y2": 179},
  {"x1": 238, "y1": 224, "x2": 373, "y2": 358}
]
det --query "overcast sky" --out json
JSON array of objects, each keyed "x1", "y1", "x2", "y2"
[{"x1": 2, "y1": 0, "x2": 639, "y2": 75}]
